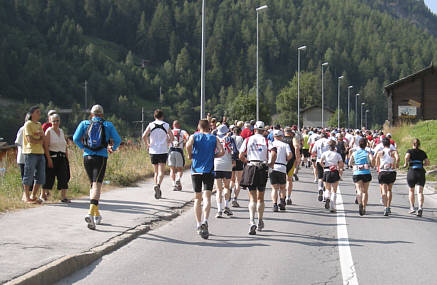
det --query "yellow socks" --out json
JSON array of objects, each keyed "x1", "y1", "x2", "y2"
[{"x1": 89, "y1": 204, "x2": 98, "y2": 216}]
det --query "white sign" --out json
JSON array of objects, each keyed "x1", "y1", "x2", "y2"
[{"x1": 398, "y1": 106, "x2": 417, "y2": 118}]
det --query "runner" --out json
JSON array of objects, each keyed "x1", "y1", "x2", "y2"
[
  {"x1": 302, "y1": 129, "x2": 311, "y2": 168},
  {"x1": 168, "y1": 120, "x2": 189, "y2": 191},
  {"x1": 404, "y1": 138, "x2": 430, "y2": 217},
  {"x1": 239, "y1": 121, "x2": 276, "y2": 235},
  {"x1": 313, "y1": 132, "x2": 330, "y2": 202},
  {"x1": 73, "y1": 105, "x2": 121, "y2": 230},
  {"x1": 270, "y1": 130, "x2": 292, "y2": 212},
  {"x1": 142, "y1": 109, "x2": 174, "y2": 199},
  {"x1": 186, "y1": 119, "x2": 224, "y2": 239},
  {"x1": 230, "y1": 126, "x2": 244, "y2": 207},
  {"x1": 375, "y1": 138, "x2": 399, "y2": 216},
  {"x1": 349, "y1": 138, "x2": 374, "y2": 216},
  {"x1": 292, "y1": 125, "x2": 302, "y2": 181},
  {"x1": 282, "y1": 127, "x2": 297, "y2": 205},
  {"x1": 214, "y1": 124, "x2": 238, "y2": 218},
  {"x1": 320, "y1": 140, "x2": 344, "y2": 212}
]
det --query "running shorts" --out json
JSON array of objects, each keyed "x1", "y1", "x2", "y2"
[
  {"x1": 353, "y1": 174, "x2": 372, "y2": 183},
  {"x1": 407, "y1": 169, "x2": 426, "y2": 188},
  {"x1": 241, "y1": 163, "x2": 268, "y2": 192},
  {"x1": 150, "y1": 153, "x2": 168, "y2": 165},
  {"x1": 303, "y1": 149, "x2": 310, "y2": 158},
  {"x1": 270, "y1": 170, "x2": 287, "y2": 185},
  {"x1": 323, "y1": 170, "x2": 340, "y2": 183},
  {"x1": 286, "y1": 159, "x2": 296, "y2": 177},
  {"x1": 215, "y1": 171, "x2": 232, "y2": 179},
  {"x1": 84, "y1": 155, "x2": 107, "y2": 183},
  {"x1": 378, "y1": 171, "x2": 396, "y2": 185},
  {"x1": 192, "y1": 173, "x2": 214, "y2": 192},
  {"x1": 168, "y1": 148, "x2": 185, "y2": 167},
  {"x1": 316, "y1": 162, "x2": 324, "y2": 179},
  {"x1": 232, "y1": 160, "x2": 244, "y2": 171}
]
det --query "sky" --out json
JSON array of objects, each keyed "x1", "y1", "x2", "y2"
[{"x1": 424, "y1": 0, "x2": 437, "y2": 15}]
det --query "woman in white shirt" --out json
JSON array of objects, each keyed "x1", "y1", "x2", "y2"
[
  {"x1": 320, "y1": 140, "x2": 344, "y2": 212},
  {"x1": 43, "y1": 114, "x2": 71, "y2": 203}
]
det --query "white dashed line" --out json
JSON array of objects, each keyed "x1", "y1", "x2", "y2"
[{"x1": 336, "y1": 187, "x2": 359, "y2": 285}]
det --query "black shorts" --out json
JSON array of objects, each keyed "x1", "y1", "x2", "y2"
[
  {"x1": 84, "y1": 155, "x2": 107, "y2": 183},
  {"x1": 241, "y1": 164, "x2": 268, "y2": 192},
  {"x1": 323, "y1": 170, "x2": 340, "y2": 183},
  {"x1": 270, "y1": 170, "x2": 287, "y2": 185},
  {"x1": 303, "y1": 149, "x2": 310, "y2": 158},
  {"x1": 378, "y1": 171, "x2": 397, "y2": 185},
  {"x1": 215, "y1": 171, "x2": 232, "y2": 179},
  {"x1": 192, "y1": 173, "x2": 214, "y2": 192},
  {"x1": 353, "y1": 174, "x2": 372, "y2": 183},
  {"x1": 317, "y1": 162, "x2": 324, "y2": 179},
  {"x1": 407, "y1": 169, "x2": 426, "y2": 188},
  {"x1": 232, "y1": 160, "x2": 244, "y2": 171},
  {"x1": 150, "y1": 153, "x2": 168, "y2": 165},
  {"x1": 43, "y1": 157, "x2": 70, "y2": 190}
]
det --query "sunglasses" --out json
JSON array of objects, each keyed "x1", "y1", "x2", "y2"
[{"x1": 52, "y1": 120, "x2": 60, "y2": 123}]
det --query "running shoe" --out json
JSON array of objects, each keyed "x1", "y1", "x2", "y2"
[
  {"x1": 223, "y1": 207, "x2": 233, "y2": 216},
  {"x1": 330, "y1": 208, "x2": 336, "y2": 213},
  {"x1": 409, "y1": 208, "x2": 416, "y2": 214},
  {"x1": 154, "y1": 185, "x2": 162, "y2": 199},
  {"x1": 293, "y1": 174, "x2": 299, "y2": 181},
  {"x1": 273, "y1": 204, "x2": 279, "y2": 212},
  {"x1": 383, "y1": 208, "x2": 389, "y2": 216},
  {"x1": 94, "y1": 215, "x2": 102, "y2": 225},
  {"x1": 172, "y1": 185, "x2": 179, "y2": 191},
  {"x1": 330, "y1": 199, "x2": 335, "y2": 210},
  {"x1": 231, "y1": 200, "x2": 240, "y2": 208},
  {"x1": 318, "y1": 189, "x2": 323, "y2": 201},
  {"x1": 354, "y1": 198, "x2": 359, "y2": 204},
  {"x1": 279, "y1": 199, "x2": 286, "y2": 211},
  {"x1": 249, "y1": 224, "x2": 257, "y2": 235},
  {"x1": 257, "y1": 219, "x2": 264, "y2": 231},
  {"x1": 176, "y1": 180, "x2": 182, "y2": 191},
  {"x1": 387, "y1": 207, "x2": 391, "y2": 214},
  {"x1": 215, "y1": 211, "x2": 224, "y2": 218},
  {"x1": 85, "y1": 214, "x2": 96, "y2": 230},
  {"x1": 199, "y1": 222, "x2": 209, "y2": 239},
  {"x1": 314, "y1": 179, "x2": 317, "y2": 184},
  {"x1": 359, "y1": 204, "x2": 364, "y2": 216},
  {"x1": 416, "y1": 208, "x2": 423, "y2": 217},
  {"x1": 286, "y1": 199, "x2": 292, "y2": 205},
  {"x1": 325, "y1": 198, "x2": 330, "y2": 210}
]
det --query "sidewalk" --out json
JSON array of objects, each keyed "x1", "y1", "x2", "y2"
[{"x1": 0, "y1": 170, "x2": 194, "y2": 285}]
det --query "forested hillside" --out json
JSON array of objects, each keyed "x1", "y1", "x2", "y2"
[{"x1": 1, "y1": 0, "x2": 437, "y2": 142}]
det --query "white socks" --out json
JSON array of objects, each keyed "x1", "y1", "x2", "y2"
[
  {"x1": 249, "y1": 201, "x2": 256, "y2": 224},
  {"x1": 217, "y1": 201, "x2": 223, "y2": 212},
  {"x1": 331, "y1": 192, "x2": 337, "y2": 209},
  {"x1": 225, "y1": 200, "x2": 229, "y2": 208}
]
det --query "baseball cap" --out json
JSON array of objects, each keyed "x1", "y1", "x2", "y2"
[
  {"x1": 48, "y1": 109, "x2": 57, "y2": 116},
  {"x1": 273, "y1": 130, "x2": 284, "y2": 137},
  {"x1": 217, "y1": 124, "x2": 229, "y2": 136},
  {"x1": 90, "y1": 104, "x2": 104, "y2": 115},
  {"x1": 254, "y1": 121, "x2": 265, "y2": 130},
  {"x1": 386, "y1": 133, "x2": 392, "y2": 137}
]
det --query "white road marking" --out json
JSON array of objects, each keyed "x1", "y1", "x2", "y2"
[{"x1": 336, "y1": 187, "x2": 359, "y2": 285}]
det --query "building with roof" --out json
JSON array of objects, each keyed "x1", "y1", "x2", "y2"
[
  {"x1": 385, "y1": 63, "x2": 437, "y2": 125},
  {"x1": 301, "y1": 105, "x2": 334, "y2": 128}
]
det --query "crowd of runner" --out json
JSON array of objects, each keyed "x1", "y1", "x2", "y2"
[{"x1": 16, "y1": 105, "x2": 430, "y2": 237}]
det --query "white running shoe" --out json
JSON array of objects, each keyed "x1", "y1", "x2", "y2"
[
  {"x1": 94, "y1": 216, "x2": 102, "y2": 225},
  {"x1": 85, "y1": 214, "x2": 96, "y2": 230}
]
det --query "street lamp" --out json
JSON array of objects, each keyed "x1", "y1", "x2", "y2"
[
  {"x1": 321, "y1": 62, "x2": 328, "y2": 128},
  {"x1": 365, "y1": 109, "x2": 369, "y2": 129},
  {"x1": 256, "y1": 5, "x2": 268, "y2": 121},
  {"x1": 297, "y1": 45, "x2": 307, "y2": 130},
  {"x1": 200, "y1": 0, "x2": 206, "y2": 119},
  {"x1": 337, "y1": 75, "x2": 344, "y2": 129},
  {"x1": 347, "y1": 86, "x2": 353, "y2": 129},
  {"x1": 361, "y1": 102, "x2": 365, "y2": 128},
  {"x1": 355, "y1": 93, "x2": 360, "y2": 129}
]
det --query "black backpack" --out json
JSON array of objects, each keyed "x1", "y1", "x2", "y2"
[{"x1": 151, "y1": 123, "x2": 167, "y2": 134}]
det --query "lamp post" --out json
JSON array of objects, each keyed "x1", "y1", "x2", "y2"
[
  {"x1": 297, "y1": 45, "x2": 307, "y2": 129},
  {"x1": 321, "y1": 62, "x2": 328, "y2": 128},
  {"x1": 256, "y1": 5, "x2": 268, "y2": 121},
  {"x1": 365, "y1": 109, "x2": 369, "y2": 129},
  {"x1": 355, "y1": 93, "x2": 360, "y2": 129},
  {"x1": 361, "y1": 102, "x2": 365, "y2": 128},
  {"x1": 200, "y1": 0, "x2": 206, "y2": 119},
  {"x1": 337, "y1": 75, "x2": 344, "y2": 129},
  {"x1": 347, "y1": 86, "x2": 353, "y2": 129}
]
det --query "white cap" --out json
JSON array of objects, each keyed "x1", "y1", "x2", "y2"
[
  {"x1": 217, "y1": 124, "x2": 229, "y2": 136},
  {"x1": 254, "y1": 121, "x2": 265, "y2": 130},
  {"x1": 386, "y1": 133, "x2": 392, "y2": 137},
  {"x1": 273, "y1": 130, "x2": 284, "y2": 137},
  {"x1": 48, "y1": 109, "x2": 57, "y2": 116},
  {"x1": 90, "y1": 104, "x2": 104, "y2": 115}
]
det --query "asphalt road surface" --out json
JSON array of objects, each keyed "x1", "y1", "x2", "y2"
[{"x1": 58, "y1": 167, "x2": 437, "y2": 285}]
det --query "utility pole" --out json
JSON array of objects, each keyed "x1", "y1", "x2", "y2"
[
  {"x1": 133, "y1": 107, "x2": 147, "y2": 138},
  {"x1": 84, "y1": 80, "x2": 88, "y2": 111}
]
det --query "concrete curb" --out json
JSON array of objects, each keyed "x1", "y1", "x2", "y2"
[{"x1": 4, "y1": 200, "x2": 193, "y2": 285}]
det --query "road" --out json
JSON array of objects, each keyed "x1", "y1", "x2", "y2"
[{"x1": 57, "y1": 167, "x2": 437, "y2": 285}]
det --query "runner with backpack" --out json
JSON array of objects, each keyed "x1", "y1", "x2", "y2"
[
  {"x1": 73, "y1": 105, "x2": 121, "y2": 230},
  {"x1": 142, "y1": 109, "x2": 174, "y2": 199},
  {"x1": 168, "y1": 120, "x2": 189, "y2": 191}
]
